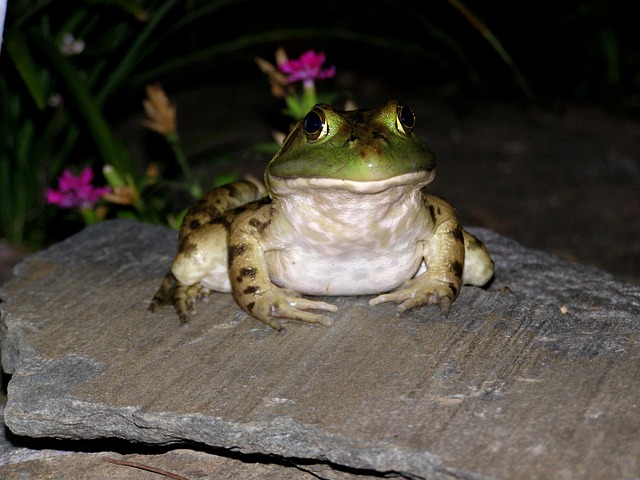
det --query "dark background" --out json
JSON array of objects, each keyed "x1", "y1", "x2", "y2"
[{"x1": 146, "y1": 0, "x2": 640, "y2": 112}]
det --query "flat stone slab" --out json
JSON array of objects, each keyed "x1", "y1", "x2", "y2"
[{"x1": 1, "y1": 219, "x2": 639, "y2": 479}]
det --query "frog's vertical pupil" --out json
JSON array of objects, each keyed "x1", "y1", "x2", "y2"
[
  {"x1": 398, "y1": 104, "x2": 415, "y2": 132},
  {"x1": 303, "y1": 109, "x2": 325, "y2": 139}
]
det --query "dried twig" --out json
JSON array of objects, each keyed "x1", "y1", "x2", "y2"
[{"x1": 104, "y1": 457, "x2": 191, "y2": 480}]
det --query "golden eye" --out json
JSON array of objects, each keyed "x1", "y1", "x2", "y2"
[
  {"x1": 303, "y1": 107, "x2": 328, "y2": 141},
  {"x1": 396, "y1": 103, "x2": 416, "y2": 134}
]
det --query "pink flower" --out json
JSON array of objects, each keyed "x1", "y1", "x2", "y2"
[
  {"x1": 46, "y1": 167, "x2": 111, "y2": 209},
  {"x1": 278, "y1": 50, "x2": 336, "y2": 88}
]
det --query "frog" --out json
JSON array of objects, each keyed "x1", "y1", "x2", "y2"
[{"x1": 148, "y1": 100, "x2": 495, "y2": 330}]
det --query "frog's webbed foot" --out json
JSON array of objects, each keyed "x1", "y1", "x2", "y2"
[
  {"x1": 369, "y1": 276, "x2": 458, "y2": 317},
  {"x1": 173, "y1": 283, "x2": 214, "y2": 324},
  {"x1": 244, "y1": 287, "x2": 338, "y2": 331},
  {"x1": 148, "y1": 272, "x2": 213, "y2": 324}
]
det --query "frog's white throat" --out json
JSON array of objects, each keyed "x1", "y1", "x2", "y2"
[{"x1": 270, "y1": 170, "x2": 436, "y2": 236}]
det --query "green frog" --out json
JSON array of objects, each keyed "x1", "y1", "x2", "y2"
[{"x1": 149, "y1": 100, "x2": 494, "y2": 330}]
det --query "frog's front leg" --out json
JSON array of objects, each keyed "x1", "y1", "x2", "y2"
[
  {"x1": 228, "y1": 208, "x2": 338, "y2": 331},
  {"x1": 370, "y1": 195, "x2": 465, "y2": 316}
]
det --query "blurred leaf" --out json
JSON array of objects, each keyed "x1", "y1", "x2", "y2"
[
  {"x1": 4, "y1": 29, "x2": 49, "y2": 110},
  {"x1": 31, "y1": 32, "x2": 134, "y2": 176},
  {"x1": 15, "y1": 119, "x2": 35, "y2": 169},
  {"x1": 97, "y1": 0, "x2": 180, "y2": 103},
  {"x1": 212, "y1": 172, "x2": 238, "y2": 187},
  {"x1": 446, "y1": 0, "x2": 534, "y2": 100},
  {"x1": 91, "y1": 0, "x2": 149, "y2": 19}
]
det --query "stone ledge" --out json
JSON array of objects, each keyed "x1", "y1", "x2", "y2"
[{"x1": 1, "y1": 219, "x2": 639, "y2": 479}]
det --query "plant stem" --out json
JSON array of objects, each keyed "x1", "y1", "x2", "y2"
[{"x1": 165, "y1": 132, "x2": 201, "y2": 198}]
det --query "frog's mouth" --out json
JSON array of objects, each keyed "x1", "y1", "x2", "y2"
[{"x1": 269, "y1": 170, "x2": 436, "y2": 195}]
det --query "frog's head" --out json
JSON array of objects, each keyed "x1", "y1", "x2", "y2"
[{"x1": 265, "y1": 100, "x2": 436, "y2": 195}]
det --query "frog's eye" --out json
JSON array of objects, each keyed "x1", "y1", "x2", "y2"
[
  {"x1": 396, "y1": 103, "x2": 416, "y2": 134},
  {"x1": 303, "y1": 108, "x2": 328, "y2": 141}
]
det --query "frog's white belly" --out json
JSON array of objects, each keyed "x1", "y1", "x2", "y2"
[
  {"x1": 264, "y1": 198, "x2": 432, "y2": 294},
  {"x1": 267, "y1": 243, "x2": 424, "y2": 295}
]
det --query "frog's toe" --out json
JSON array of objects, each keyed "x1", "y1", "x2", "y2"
[
  {"x1": 369, "y1": 291, "x2": 404, "y2": 307},
  {"x1": 147, "y1": 298, "x2": 162, "y2": 314},
  {"x1": 287, "y1": 297, "x2": 338, "y2": 313},
  {"x1": 173, "y1": 283, "x2": 202, "y2": 323},
  {"x1": 147, "y1": 293, "x2": 164, "y2": 313},
  {"x1": 437, "y1": 296, "x2": 452, "y2": 317},
  {"x1": 370, "y1": 282, "x2": 456, "y2": 317},
  {"x1": 196, "y1": 285, "x2": 214, "y2": 303},
  {"x1": 173, "y1": 299, "x2": 191, "y2": 324},
  {"x1": 148, "y1": 271, "x2": 175, "y2": 313},
  {"x1": 271, "y1": 302, "x2": 336, "y2": 327},
  {"x1": 396, "y1": 292, "x2": 451, "y2": 317},
  {"x1": 262, "y1": 316, "x2": 285, "y2": 332},
  {"x1": 312, "y1": 314, "x2": 335, "y2": 327},
  {"x1": 396, "y1": 294, "x2": 434, "y2": 316}
]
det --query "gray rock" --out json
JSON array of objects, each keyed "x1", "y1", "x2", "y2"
[{"x1": 1, "y1": 219, "x2": 639, "y2": 479}]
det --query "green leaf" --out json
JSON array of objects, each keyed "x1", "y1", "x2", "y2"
[
  {"x1": 4, "y1": 29, "x2": 49, "y2": 110},
  {"x1": 446, "y1": 0, "x2": 534, "y2": 100},
  {"x1": 97, "y1": 0, "x2": 180, "y2": 103},
  {"x1": 212, "y1": 172, "x2": 238, "y2": 187},
  {"x1": 15, "y1": 120, "x2": 35, "y2": 169},
  {"x1": 31, "y1": 32, "x2": 135, "y2": 176}
]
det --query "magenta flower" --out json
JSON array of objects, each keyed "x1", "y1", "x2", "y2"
[
  {"x1": 46, "y1": 167, "x2": 111, "y2": 209},
  {"x1": 278, "y1": 50, "x2": 336, "y2": 88}
]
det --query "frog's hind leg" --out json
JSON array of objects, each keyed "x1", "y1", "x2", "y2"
[
  {"x1": 147, "y1": 270, "x2": 176, "y2": 313},
  {"x1": 147, "y1": 269, "x2": 214, "y2": 324},
  {"x1": 148, "y1": 180, "x2": 267, "y2": 324},
  {"x1": 462, "y1": 230, "x2": 495, "y2": 286}
]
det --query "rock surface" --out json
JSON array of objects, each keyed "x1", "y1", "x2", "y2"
[{"x1": 1, "y1": 219, "x2": 639, "y2": 479}]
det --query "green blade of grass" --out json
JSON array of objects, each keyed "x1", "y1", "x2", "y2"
[
  {"x1": 447, "y1": 0, "x2": 534, "y2": 100},
  {"x1": 32, "y1": 32, "x2": 134, "y2": 176},
  {"x1": 4, "y1": 29, "x2": 49, "y2": 110},
  {"x1": 96, "y1": 0, "x2": 180, "y2": 103}
]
